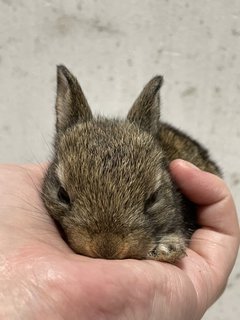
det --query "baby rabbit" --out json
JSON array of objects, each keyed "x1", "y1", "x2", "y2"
[{"x1": 41, "y1": 65, "x2": 221, "y2": 263}]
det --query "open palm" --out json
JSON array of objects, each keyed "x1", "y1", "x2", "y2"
[{"x1": 0, "y1": 160, "x2": 239, "y2": 320}]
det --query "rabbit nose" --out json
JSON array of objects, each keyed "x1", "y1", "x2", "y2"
[{"x1": 92, "y1": 234, "x2": 127, "y2": 259}]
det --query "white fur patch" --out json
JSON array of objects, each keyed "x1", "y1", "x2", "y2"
[{"x1": 56, "y1": 165, "x2": 65, "y2": 185}]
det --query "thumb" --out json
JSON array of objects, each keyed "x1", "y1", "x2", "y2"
[
  {"x1": 169, "y1": 159, "x2": 239, "y2": 236},
  {"x1": 169, "y1": 159, "x2": 240, "y2": 308},
  {"x1": 169, "y1": 159, "x2": 239, "y2": 274}
]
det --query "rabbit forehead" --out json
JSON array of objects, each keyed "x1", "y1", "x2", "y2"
[
  {"x1": 61, "y1": 118, "x2": 156, "y2": 151},
  {"x1": 56, "y1": 119, "x2": 165, "y2": 191}
]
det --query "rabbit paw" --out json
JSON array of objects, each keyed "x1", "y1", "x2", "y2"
[{"x1": 147, "y1": 234, "x2": 187, "y2": 263}]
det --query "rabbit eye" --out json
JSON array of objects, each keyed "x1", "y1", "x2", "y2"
[
  {"x1": 144, "y1": 189, "x2": 159, "y2": 211},
  {"x1": 57, "y1": 186, "x2": 71, "y2": 205}
]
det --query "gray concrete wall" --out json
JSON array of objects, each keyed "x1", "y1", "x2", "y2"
[{"x1": 0, "y1": 1, "x2": 239, "y2": 318}]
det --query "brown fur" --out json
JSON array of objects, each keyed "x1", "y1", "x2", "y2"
[{"x1": 41, "y1": 65, "x2": 221, "y2": 263}]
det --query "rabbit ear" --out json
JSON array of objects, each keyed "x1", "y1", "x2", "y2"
[
  {"x1": 55, "y1": 65, "x2": 93, "y2": 133},
  {"x1": 127, "y1": 76, "x2": 163, "y2": 136}
]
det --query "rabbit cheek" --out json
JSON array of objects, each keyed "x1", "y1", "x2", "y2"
[{"x1": 63, "y1": 227, "x2": 93, "y2": 256}]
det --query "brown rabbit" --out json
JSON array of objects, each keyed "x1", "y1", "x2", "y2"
[{"x1": 41, "y1": 65, "x2": 221, "y2": 263}]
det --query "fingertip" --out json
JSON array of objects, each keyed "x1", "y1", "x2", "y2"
[
  {"x1": 170, "y1": 159, "x2": 201, "y2": 173},
  {"x1": 169, "y1": 159, "x2": 228, "y2": 205}
]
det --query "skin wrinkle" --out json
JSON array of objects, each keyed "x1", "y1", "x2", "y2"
[
  {"x1": 3, "y1": 252, "x2": 75, "y2": 319},
  {"x1": 180, "y1": 252, "x2": 211, "y2": 315},
  {"x1": 65, "y1": 260, "x2": 146, "y2": 319}
]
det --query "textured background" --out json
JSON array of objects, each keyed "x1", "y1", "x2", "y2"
[{"x1": 0, "y1": 0, "x2": 239, "y2": 318}]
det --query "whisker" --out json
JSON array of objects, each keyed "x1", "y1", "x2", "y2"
[
  {"x1": 10, "y1": 205, "x2": 43, "y2": 215},
  {"x1": 13, "y1": 194, "x2": 44, "y2": 212},
  {"x1": 39, "y1": 131, "x2": 53, "y2": 154}
]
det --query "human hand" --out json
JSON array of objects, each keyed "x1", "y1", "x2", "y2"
[{"x1": 0, "y1": 160, "x2": 239, "y2": 320}]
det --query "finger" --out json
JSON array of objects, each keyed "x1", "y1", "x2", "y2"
[
  {"x1": 169, "y1": 159, "x2": 240, "y2": 236},
  {"x1": 170, "y1": 160, "x2": 240, "y2": 307}
]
